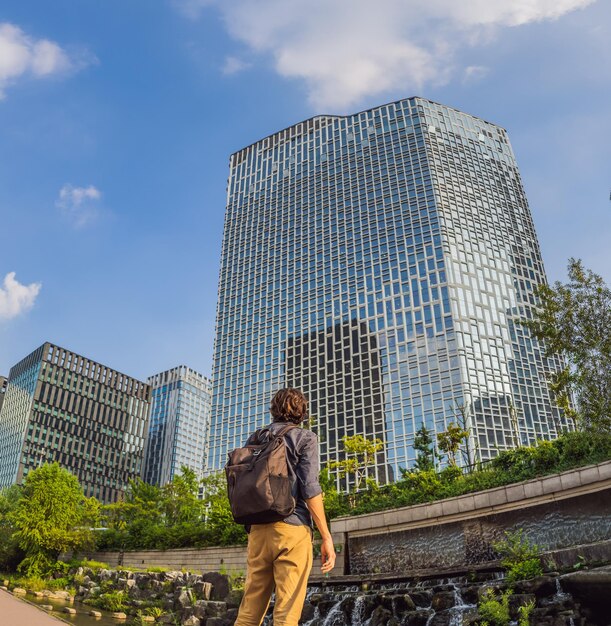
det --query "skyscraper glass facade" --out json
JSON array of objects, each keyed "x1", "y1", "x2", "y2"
[
  {"x1": 0, "y1": 342, "x2": 150, "y2": 502},
  {"x1": 142, "y1": 366, "x2": 211, "y2": 486},
  {"x1": 208, "y1": 97, "x2": 569, "y2": 487}
]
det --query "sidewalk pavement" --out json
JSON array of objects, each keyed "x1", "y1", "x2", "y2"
[{"x1": 0, "y1": 589, "x2": 66, "y2": 625}]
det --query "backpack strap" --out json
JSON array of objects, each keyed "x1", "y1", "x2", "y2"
[{"x1": 274, "y1": 423, "x2": 297, "y2": 438}]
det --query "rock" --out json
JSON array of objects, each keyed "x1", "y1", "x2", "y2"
[
  {"x1": 225, "y1": 588, "x2": 243, "y2": 608},
  {"x1": 426, "y1": 610, "x2": 452, "y2": 626},
  {"x1": 202, "y1": 572, "x2": 231, "y2": 601},
  {"x1": 0, "y1": 586, "x2": 8, "y2": 591},
  {"x1": 226, "y1": 607, "x2": 239, "y2": 622},
  {"x1": 460, "y1": 585, "x2": 480, "y2": 606},
  {"x1": 12, "y1": 587, "x2": 26, "y2": 595},
  {"x1": 183, "y1": 617, "x2": 201, "y2": 626},
  {"x1": 111, "y1": 612, "x2": 127, "y2": 619},
  {"x1": 206, "y1": 619, "x2": 226, "y2": 626},
  {"x1": 431, "y1": 591, "x2": 455, "y2": 612},
  {"x1": 126, "y1": 578, "x2": 137, "y2": 588},
  {"x1": 175, "y1": 588, "x2": 194, "y2": 610},
  {"x1": 140, "y1": 617, "x2": 155, "y2": 623},
  {"x1": 41, "y1": 605, "x2": 54, "y2": 611},
  {"x1": 402, "y1": 611, "x2": 432, "y2": 626},
  {"x1": 31, "y1": 590, "x2": 45, "y2": 597},
  {"x1": 508, "y1": 593, "x2": 537, "y2": 619},
  {"x1": 513, "y1": 575, "x2": 557, "y2": 598},
  {"x1": 53, "y1": 590, "x2": 74, "y2": 602},
  {"x1": 370, "y1": 605, "x2": 392, "y2": 626},
  {"x1": 63, "y1": 607, "x2": 77, "y2": 614},
  {"x1": 193, "y1": 580, "x2": 213, "y2": 600},
  {"x1": 89, "y1": 610, "x2": 102, "y2": 617},
  {"x1": 409, "y1": 589, "x2": 433, "y2": 607},
  {"x1": 300, "y1": 602, "x2": 316, "y2": 623},
  {"x1": 164, "y1": 570, "x2": 184, "y2": 582}
]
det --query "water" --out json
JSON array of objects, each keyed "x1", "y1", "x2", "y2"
[
  {"x1": 448, "y1": 583, "x2": 476, "y2": 626},
  {"x1": 25, "y1": 594, "x2": 122, "y2": 626}
]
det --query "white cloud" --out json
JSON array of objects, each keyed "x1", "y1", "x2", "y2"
[
  {"x1": 175, "y1": 0, "x2": 596, "y2": 109},
  {"x1": 56, "y1": 184, "x2": 102, "y2": 229},
  {"x1": 0, "y1": 272, "x2": 41, "y2": 320},
  {"x1": 222, "y1": 55, "x2": 251, "y2": 75},
  {"x1": 463, "y1": 65, "x2": 489, "y2": 83},
  {"x1": 0, "y1": 22, "x2": 92, "y2": 99}
]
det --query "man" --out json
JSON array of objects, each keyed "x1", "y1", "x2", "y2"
[{"x1": 234, "y1": 387, "x2": 335, "y2": 626}]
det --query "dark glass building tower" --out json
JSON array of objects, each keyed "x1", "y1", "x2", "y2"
[
  {"x1": 0, "y1": 342, "x2": 151, "y2": 502},
  {"x1": 208, "y1": 97, "x2": 569, "y2": 487}
]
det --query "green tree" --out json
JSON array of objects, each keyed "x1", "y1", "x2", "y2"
[
  {"x1": 413, "y1": 424, "x2": 436, "y2": 472},
  {"x1": 328, "y1": 434, "x2": 384, "y2": 491},
  {"x1": 201, "y1": 472, "x2": 247, "y2": 545},
  {"x1": 101, "y1": 478, "x2": 163, "y2": 549},
  {"x1": 0, "y1": 485, "x2": 23, "y2": 571},
  {"x1": 437, "y1": 422, "x2": 470, "y2": 467},
  {"x1": 524, "y1": 258, "x2": 611, "y2": 431},
  {"x1": 161, "y1": 466, "x2": 204, "y2": 526},
  {"x1": 9, "y1": 463, "x2": 100, "y2": 575}
]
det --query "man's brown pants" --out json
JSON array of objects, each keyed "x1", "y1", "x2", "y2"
[{"x1": 234, "y1": 521, "x2": 313, "y2": 626}]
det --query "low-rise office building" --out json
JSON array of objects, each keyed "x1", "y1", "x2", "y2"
[{"x1": 0, "y1": 342, "x2": 151, "y2": 503}]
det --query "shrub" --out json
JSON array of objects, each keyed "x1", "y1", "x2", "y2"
[
  {"x1": 478, "y1": 587, "x2": 511, "y2": 626},
  {"x1": 493, "y1": 530, "x2": 543, "y2": 582},
  {"x1": 91, "y1": 590, "x2": 128, "y2": 612}
]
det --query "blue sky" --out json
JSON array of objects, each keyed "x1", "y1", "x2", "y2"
[{"x1": 1, "y1": 0, "x2": 610, "y2": 381}]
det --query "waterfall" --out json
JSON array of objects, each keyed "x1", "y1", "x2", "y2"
[
  {"x1": 448, "y1": 583, "x2": 476, "y2": 626},
  {"x1": 350, "y1": 594, "x2": 368, "y2": 626}
]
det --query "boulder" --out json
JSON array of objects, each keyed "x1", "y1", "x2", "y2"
[
  {"x1": 175, "y1": 588, "x2": 194, "y2": 610},
  {"x1": 193, "y1": 580, "x2": 213, "y2": 600},
  {"x1": 431, "y1": 591, "x2": 455, "y2": 612},
  {"x1": 370, "y1": 605, "x2": 392, "y2": 626},
  {"x1": 202, "y1": 572, "x2": 231, "y2": 601},
  {"x1": 12, "y1": 588, "x2": 26, "y2": 595},
  {"x1": 183, "y1": 618, "x2": 201, "y2": 626},
  {"x1": 402, "y1": 611, "x2": 432, "y2": 626},
  {"x1": 63, "y1": 607, "x2": 77, "y2": 615}
]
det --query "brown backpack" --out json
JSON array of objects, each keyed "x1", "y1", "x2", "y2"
[{"x1": 225, "y1": 424, "x2": 296, "y2": 525}]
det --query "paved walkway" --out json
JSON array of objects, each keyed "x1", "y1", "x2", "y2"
[{"x1": 0, "y1": 589, "x2": 66, "y2": 625}]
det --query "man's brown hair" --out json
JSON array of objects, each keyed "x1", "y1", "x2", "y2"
[{"x1": 270, "y1": 388, "x2": 308, "y2": 424}]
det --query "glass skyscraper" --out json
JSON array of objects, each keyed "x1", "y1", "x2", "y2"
[
  {"x1": 142, "y1": 366, "x2": 211, "y2": 486},
  {"x1": 0, "y1": 342, "x2": 151, "y2": 502},
  {"x1": 208, "y1": 97, "x2": 569, "y2": 487}
]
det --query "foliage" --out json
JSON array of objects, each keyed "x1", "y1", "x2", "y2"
[
  {"x1": 324, "y1": 429, "x2": 611, "y2": 519},
  {"x1": 199, "y1": 472, "x2": 247, "y2": 546},
  {"x1": 161, "y1": 467, "x2": 205, "y2": 526},
  {"x1": 97, "y1": 469, "x2": 247, "y2": 551},
  {"x1": 0, "y1": 485, "x2": 23, "y2": 571},
  {"x1": 413, "y1": 424, "x2": 436, "y2": 472},
  {"x1": 518, "y1": 599, "x2": 536, "y2": 626},
  {"x1": 437, "y1": 422, "x2": 470, "y2": 466},
  {"x1": 523, "y1": 258, "x2": 611, "y2": 431},
  {"x1": 478, "y1": 587, "x2": 511, "y2": 626},
  {"x1": 327, "y1": 434, "x2": 384, "y2": 491},
  {"x1": 9, "y1": 463, "x2": 99, "y2": 576},
  {"x1": 89, "y1": 589, "x2": 128, "y2": 612},
  {"x1": 493, "y1": 530, "x2": 543, "y2": 583}
]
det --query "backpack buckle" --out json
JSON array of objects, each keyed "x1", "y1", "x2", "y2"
[{"x1": 252, "y1": 450, "x2": 261, "y2": 456}]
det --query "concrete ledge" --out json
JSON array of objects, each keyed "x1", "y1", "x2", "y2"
[{"x1": 339, "y1": 460, "x2": 611, "y2": 538}]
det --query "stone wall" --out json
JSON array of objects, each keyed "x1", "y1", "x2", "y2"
[
  {"x1": 333, "y1": 460, "x2": 611, "y2": 576},
  {"x1": 83, "y1": 545, "x2": 248, "y2": 575}
]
